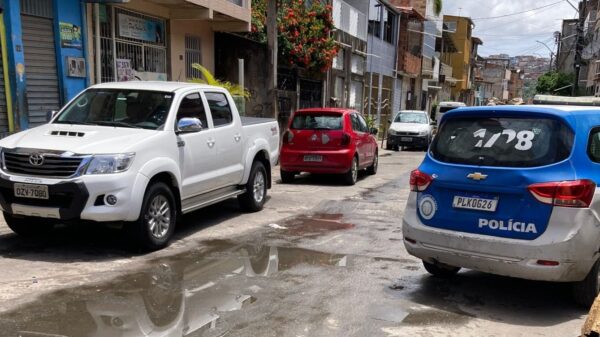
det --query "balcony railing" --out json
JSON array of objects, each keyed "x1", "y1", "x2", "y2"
[
  {"x1": 333, "y1": 0, "x2": 367, "y2": 41},
  {"x1": 441, "y1": 62, "x2": 453, "y2": 78}
]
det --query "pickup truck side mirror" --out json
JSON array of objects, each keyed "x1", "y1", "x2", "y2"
[
  {"x1": 370, "y1": 127, "x2": 378, "y2": 136},
  {"x1": 46, "y1": 110, "x2": 58, "y2": 122},
  {"x1": 176, "y1": 117, "x2": 203, "y2": 134}
]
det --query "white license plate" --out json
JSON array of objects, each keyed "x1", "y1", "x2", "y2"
[
  {"x1": 14, "y1": 183, "x2": 49, "y2": 200},
  {"x1": 304, "y1": 155, "x2": 323, "y2": 162},
  {"x1": 401, "y1": 137, "x2": 413, "y2": 142},
  {"x1": 452, "y1": 196, "x2": 498, "y2": 212}
]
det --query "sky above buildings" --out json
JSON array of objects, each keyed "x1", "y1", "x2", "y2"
[{"x1": 443, "y1": 0, "x2": 579, "y2": 57}]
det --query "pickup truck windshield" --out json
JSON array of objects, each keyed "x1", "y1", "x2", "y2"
[{"x1": 55, "y1": 89, "x2": 174, "y2": 130}]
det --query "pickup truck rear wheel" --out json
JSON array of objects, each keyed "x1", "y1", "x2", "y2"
[
  {"x1": 238, "y1": 161, "x2": 267, "y2": 212},
  {"x1": 3, "y1": 212, "x2": 54, "y2": 237},
  {"x1": 572, "y1": 259, "x2": 600, "y2": 307},
  {"x1": 129, "y1": 182, "x2": 177, "y2": 251}
]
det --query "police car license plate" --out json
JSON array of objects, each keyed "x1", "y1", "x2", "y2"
[
  {"x1": 401, "y1": 137, "x2": 412, "y2": 142},
  {"x1": 304, "y1": 155, "x2": 323, "y2": 162},
  {"x1": 14, "y1": 183, "x2": 49, "y2": 200},
  {"x1": 453, "y1": 195, "x2": 497, "y2": 212}
]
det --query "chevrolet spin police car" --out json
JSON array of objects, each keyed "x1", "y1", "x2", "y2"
[{"x1": 402, "y1": 104, "x2": 600, "y2": 307}]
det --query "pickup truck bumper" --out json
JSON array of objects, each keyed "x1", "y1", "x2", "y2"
[{"x1": 0, "y1": 171, "x2": 148, "y2": 222}]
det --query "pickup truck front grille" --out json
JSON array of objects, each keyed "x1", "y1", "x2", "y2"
[{"x1": 3, "y1": 152, "x2": 84, "y2": 178}]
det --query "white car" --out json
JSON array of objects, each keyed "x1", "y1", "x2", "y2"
[
  {"x1": 435, "y1": 101, "x2": 466, "y2": 126},
  {"x1": 386, "y1": 110, "x2": 435, "y2": 151},
  {"x1": 0, "y1": 82, "x2": 279, "y2": 250}
]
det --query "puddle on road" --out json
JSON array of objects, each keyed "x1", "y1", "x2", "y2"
[
  {"x1": 277, "y1": 213, "x2": 355, "y2": 236},
  {"x1": 0, "y1": 241, "x2": 348, "y2": 337}
]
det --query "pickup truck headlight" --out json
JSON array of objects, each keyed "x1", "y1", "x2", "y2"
[
  {"x1": 388, "y1": 129, "x2": 397, "y2": 136},
  {"x1": 85, "y1": 153, "x2": 135, "y2": 175},
  {"x1": 418, "y1": 130, "x2": 428, "y2": 136}
]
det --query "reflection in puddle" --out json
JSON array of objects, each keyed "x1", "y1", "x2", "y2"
[
  {"x1": 0, "y1": 241, "x2": 348, "y2": 337},
  {"x1": 280, "y1": 213, "x2": 355, "y2": 236}
]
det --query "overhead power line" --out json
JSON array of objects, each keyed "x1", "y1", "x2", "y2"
[{"x1": 470, "y1": 1, "x2": 564, "y2": 21}]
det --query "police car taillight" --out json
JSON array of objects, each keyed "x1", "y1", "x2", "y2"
[
  {"x1": 410, "y1": 170, "x2": 432, "y2": 192},
  {"x1": 528, "y1": 180, "x2": 596, "y2": 208}
]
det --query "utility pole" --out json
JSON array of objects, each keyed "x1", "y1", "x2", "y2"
[
  {"x1": 266, "y1": 0, "x2": 278, "y2": 120},
  {"x1": 573, "y1": 0, "x2": 586, "y2": 96}
]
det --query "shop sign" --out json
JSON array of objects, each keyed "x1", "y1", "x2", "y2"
[
  {"x1": 67, "y1": 57, "x2": 86, "y2": 78},
  {"x1": 116, "y1": 59, "x2": 135, "y2": 81},
  {"x1": 59, "y1": 22, "x2": 82, "y2": 49},
  {"x1": 117, "y1": 13, "x2": 164, "y2": 44}
]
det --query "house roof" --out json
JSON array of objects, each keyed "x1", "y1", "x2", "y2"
[{"x1": 396, "y1": 6, "x2": 425, "y2": 21}]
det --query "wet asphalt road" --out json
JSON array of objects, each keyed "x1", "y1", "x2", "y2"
[{"x1": 0, "y1": 150, "x2": 589, "y2": 337}]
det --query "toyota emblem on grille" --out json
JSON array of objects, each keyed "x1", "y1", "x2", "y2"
[{"x1": 29, "y1": 153, "x2": 45, "y2": 166}]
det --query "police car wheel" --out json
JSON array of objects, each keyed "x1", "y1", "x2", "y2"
[
  {"x1": 423, "y1": 260, "x2": 460, "y2": 278},
  {"x1": 572, "y1": 259, "x2": 600, "y2": 308}
]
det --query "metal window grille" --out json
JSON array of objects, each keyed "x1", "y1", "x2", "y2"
[
  {"x1": 95, "y1": 6, "x2": 167, "y2": 83},
  {"x1": 185, "y1": 35, "x2": 202, "y2": 80}
]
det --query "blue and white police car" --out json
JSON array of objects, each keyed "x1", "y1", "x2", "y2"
[{"x1": 402, "y1": 100, "x2": 600, "y2": 306}]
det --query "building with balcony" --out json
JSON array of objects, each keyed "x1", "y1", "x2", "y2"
[
  {"x1": 326, "y1": 0, "x2": 368, "y2": 113},
  {"x1": 365, "y1": 0, "x2": 400, "y2": 127},
  {"x1": 443, "y1": 15, "x2": 476, "y2": 103},
  {"x1": 86, "y1": 0, "x2": 251, "y2": 84},
  {"x1": 392, "y1": 3, "x2": 424, "y2": 111}
]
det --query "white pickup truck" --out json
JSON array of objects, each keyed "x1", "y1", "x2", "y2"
[{"x1": 0, "y1": 82, "x2": 279, "y2": 250}]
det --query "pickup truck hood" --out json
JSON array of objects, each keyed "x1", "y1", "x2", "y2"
[
  {"x1": 0, "y1": 124, "x2": 159, "y2": 154},
  {"x1": 390, "y1": 122, "x2": 429, "y2": 133}
]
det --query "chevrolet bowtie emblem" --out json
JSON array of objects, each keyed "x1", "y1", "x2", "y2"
[{"x1": 467, "y1": 172, "x2": 488, "y2": 181}]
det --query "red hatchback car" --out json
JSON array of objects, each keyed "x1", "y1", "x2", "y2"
[{"x1": 280, "y1": 108, "x2": 379, "y2": 185}]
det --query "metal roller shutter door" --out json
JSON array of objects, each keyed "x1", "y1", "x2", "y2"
[{"x1": 21, "y1": 14, "x2": 60, "y2": 127}]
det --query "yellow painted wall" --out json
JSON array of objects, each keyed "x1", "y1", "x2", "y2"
[{"x1": 445, "y1": 15, "x2": 473, "y2": 97}]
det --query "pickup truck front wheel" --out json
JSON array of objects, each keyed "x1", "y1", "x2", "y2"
[
  {"x1": 238, "y1": 161, "x2": 267, "y2": 212},
  {"x1": 3, "y1": 212, "x2": 54, "y2": 237},
  {"x1": 129, "y1": 182, "x2": 177, "y2": 251}
]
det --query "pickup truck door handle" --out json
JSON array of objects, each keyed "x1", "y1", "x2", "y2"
[
  {"x1": 207, "y1": 138, "x2": 216, "y2": 148},
  {"x1": 234, "y1": 134, "x2": 242, "y2": 142}
]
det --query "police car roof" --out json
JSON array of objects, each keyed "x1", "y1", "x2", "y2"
[{"x1": 443, "y1": 105, "x2": 600, "y2": 128}]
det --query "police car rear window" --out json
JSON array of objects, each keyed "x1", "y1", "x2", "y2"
[{"x1": 431, "y1": 117, "x2": 573, "y2": 167}]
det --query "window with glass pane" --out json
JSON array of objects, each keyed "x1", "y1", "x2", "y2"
[
  {"x1": 205, "y1": 92, "x2": 233, "y2": 127},
  {"x1": 351, "y1": 54, "x2": 364, "y2": 74},
  {"x1": 177, "y1": 93, "x2": 208, "y2": 129},
  {"x1": 333, "y1": 49, "x2": 345, "y2": 70},
  {"x1": 383, "y1": 10, "x2": 395, "y2": 43},
  {"x1": 368, "y1": 0, "x2": 381, "y2": 38}
]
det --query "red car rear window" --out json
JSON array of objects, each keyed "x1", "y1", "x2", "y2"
[{"x1": 291, "y1": 114, "x2": 343, "y2": 130}]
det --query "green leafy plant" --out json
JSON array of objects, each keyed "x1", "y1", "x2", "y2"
[
  {"x1": 250, "y1": 0, "x2": 338, "y2": 72},
  {"x1": 190, "y1": 63, "x2": 251, "y2": 99},
  {"x1": 434, "y1": 0, "x2": 442, "y2": 16},
  {"x1": 535, "y1": 71, "x2": 574, "y2": 96}
]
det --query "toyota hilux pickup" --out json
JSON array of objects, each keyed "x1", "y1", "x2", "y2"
[{"x1": 0, "y1": 82, "x2": 279, "y2": 250}]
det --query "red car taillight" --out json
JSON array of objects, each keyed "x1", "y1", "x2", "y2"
[
  {"x1": 528, "y1": 179, "x2": 596, "y2": 208},
  {"x1": 282, "y1": 130, "x2": 294, "y2": 144},
  {"x1": 410, "y1": 169, "x2": 433, "y2": 192},
  {"x1": 341, "y1": 133, "x2": 351, "y2": 146}
]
